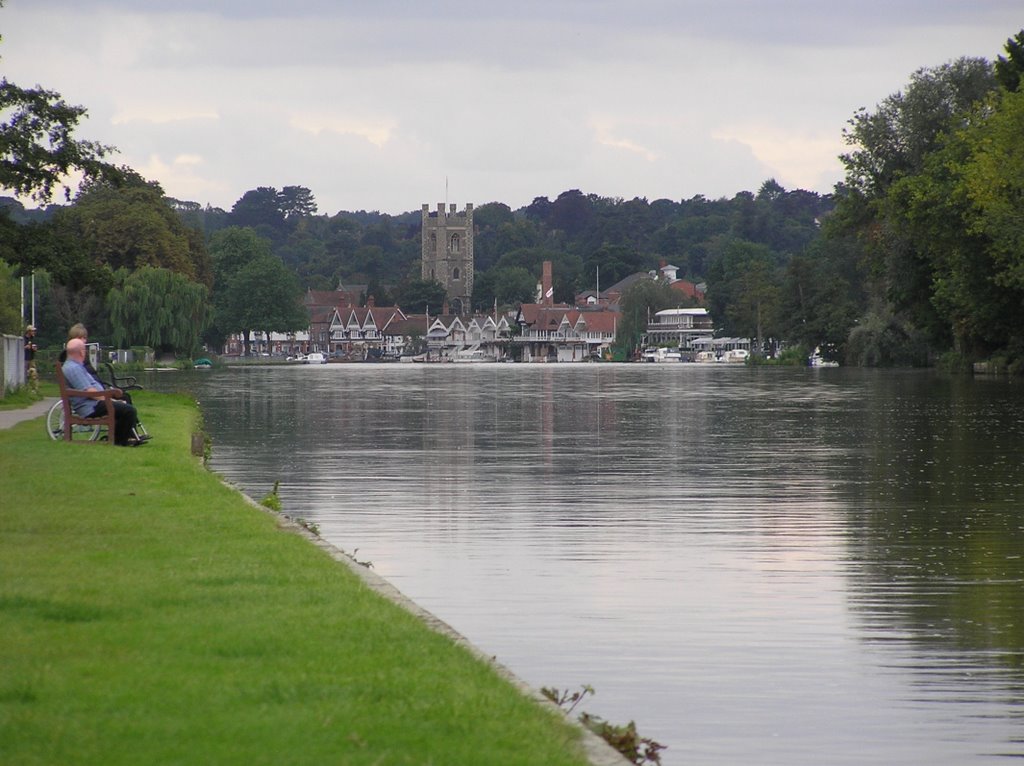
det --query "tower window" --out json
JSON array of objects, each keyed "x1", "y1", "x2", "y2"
[
  {"x1": 453, "y1": 267, "x2": 460, "y2": 280},
  {"x1": 451, "y1": 234, "x2": 460, "y2": 252}
]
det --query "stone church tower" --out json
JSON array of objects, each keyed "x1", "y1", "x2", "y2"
[{"x1": 421, "y1": 203, "x2": 473, "y2": 315}]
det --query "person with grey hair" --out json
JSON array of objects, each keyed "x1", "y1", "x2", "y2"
[{"x1": 62, "y1": 337, "x2": 145, "y2": 447}]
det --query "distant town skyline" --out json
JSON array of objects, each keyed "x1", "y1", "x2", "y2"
[{"x1": 3, "y1": 1, "x2": 1022, "y2": 215}]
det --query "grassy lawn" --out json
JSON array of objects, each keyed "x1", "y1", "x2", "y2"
[
  {"x1": 0, "y1": 382, "x2": 56, "y2": 410},
  {"x1": 0, "y1": 391, "x2": 590, "y2": 766}
]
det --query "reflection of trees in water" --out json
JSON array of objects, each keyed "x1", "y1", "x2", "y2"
[{"x1": 842, "y1": 373, "x2": 1024, "y2": 687}]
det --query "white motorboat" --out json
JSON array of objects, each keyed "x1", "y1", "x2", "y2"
[
  {"x1": 642, "y1": 347, "x2": 682, "y2": 363},
  {"x1": 722, "y1": 349, "x2": 749, "y2": 363}
]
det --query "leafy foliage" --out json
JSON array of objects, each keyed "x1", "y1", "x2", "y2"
[
  {"x1": 840, "y1": 58, "x2": 995, "y2": 196},
  {"x1": 0, "y1": 258, "x2": 22, "y2": 333},
  {"x1": 0, "y1": 79, "x2": 120, "y2": 203},
  {"x1": 995, "y1": 30, "x2": 1024, "y2": 92},
  {"x1": 107, "y1": 267, "x2": 210, "y2": 355},
  {"x1": 542, "y1": 685, "x2": 665, "y2": 765},
  {"x1": 614, "y1": 277, "x2": 680, "y2": 357},
  {"x1": 827, "y1": 32, "x2": 1024, "y2": 364},
  {"x1": 392, "y1": 277, "x2": 447, "y2": 314},
  {"x1": 217, "y1": 254, "x2": 307, "y2": 350},
  {"x1": 57, "y1": 172, "x2": 212, "y2": 285},
  {"x1": 11, "y1": 25, "x2": 1024, "y2": 369}
]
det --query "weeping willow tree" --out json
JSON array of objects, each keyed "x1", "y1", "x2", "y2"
[{"x1": 107, "y1": 266, "x2": 210, "y2": 356}]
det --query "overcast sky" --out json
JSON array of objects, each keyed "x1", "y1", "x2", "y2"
[{"x1": 3, "y1": 1, "x2": 1021, "y2": 216}]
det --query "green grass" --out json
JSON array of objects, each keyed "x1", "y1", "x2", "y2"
[
  {"x1": 0, "y1": 392, "x2": 589, "y2": 766},
  {"x1": 0, "y1": 381, "x2": 55, "y2": 410}
]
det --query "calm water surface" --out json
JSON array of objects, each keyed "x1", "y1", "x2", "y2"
[{"x1": 149, "y1": 364, "x2": 1024, "y2": 765}]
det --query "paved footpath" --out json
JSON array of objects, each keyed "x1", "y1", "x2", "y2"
[{"x1": 0, "y1": 398, "x2": 57, "y2": 431}]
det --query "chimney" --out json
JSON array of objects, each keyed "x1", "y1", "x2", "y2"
[
  {"x1": 542, "y1": 260, "x2": 553, "y2": 305},
  {"x1": 367, "y1": 295, "x2": 375, "y2": 308}
]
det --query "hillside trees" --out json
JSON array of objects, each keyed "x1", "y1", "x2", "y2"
[
  {"x1": 56, "y1": 172, "x2": 212, "y2": 286},
  {"x1": 391, "y1": 278, "x2": 447, "y2": 315},
  {"x1": 228, "y1": 185, "x2": 318, "y2": 244}
]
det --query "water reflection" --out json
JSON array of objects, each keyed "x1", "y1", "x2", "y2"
[{"x1": 149, "y1": 365, "x2": 1024, "y2": 765}]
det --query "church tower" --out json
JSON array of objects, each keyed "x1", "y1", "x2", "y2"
[{"x1": 421, "y1": 202, "x2": 473, "y2": 315}]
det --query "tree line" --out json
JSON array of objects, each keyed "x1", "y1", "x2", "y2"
[{"x1": 1, "y1": 18, "x2": 1022, "y2": 368}]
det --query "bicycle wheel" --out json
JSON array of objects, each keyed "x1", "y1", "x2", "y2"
[{"x1": 45, "y1": 401, "x2": 102, "y2": 442}]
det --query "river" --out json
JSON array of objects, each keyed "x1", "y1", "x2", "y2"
[{"x1": 145, "y1": 363, "x2": 1024, "y2": 765}]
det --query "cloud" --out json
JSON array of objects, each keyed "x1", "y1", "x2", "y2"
[
  {"x1": 111, "y1": 107, "x2": 220, "y2": 126},
  {"x1": 288, "y1": 114, "x2": 396, "y2": 149},
  {"x1": 3, "y1": 0, "x2": 1022, "y2": 214}
]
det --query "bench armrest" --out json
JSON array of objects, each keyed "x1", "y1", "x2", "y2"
[{"x1": 65, "y1": 388, "x2": 116, "y2": 402}]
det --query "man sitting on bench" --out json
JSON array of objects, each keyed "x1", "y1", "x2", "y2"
[{"x1": 62, "y1": 338, "x2": 147, "y2": 447}]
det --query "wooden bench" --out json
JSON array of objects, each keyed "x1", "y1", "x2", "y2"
[{"x1": 55, "y1": 362, "x2": 117, "y2": 445}]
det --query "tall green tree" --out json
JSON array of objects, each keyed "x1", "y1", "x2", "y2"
[
  {"x1": 961, "y1": 87, "x2": 1024, "y2": 292},
  {"x1": 0, "y1": 258, "x2": 21, "y2": 334},
  {"x1": 725, "y1": 259, "x2": 781, "y2": 353},
  {"x1": 57, "y1": 172, "x2": 212, "y2": 285},
  {"x1": 218, "y1": 255, "x2": 306, "y2": 356},
  {"x1": 492, "y1": 266, "x2": 536, "y2": 307},
  {"x1": 206, "y1": 227, "x2": 274, "y2": 349},
  {"x1": 392, "y1": 278, "x2": 447, "y2": 315},
  {"x1": 209, "y1": 227, "x2": 273, "y2": 289},
  {"x1": 0, "y1": 210, "x2": 112, "y2": 293},
  {"x1": 107, "y1": 267, "x2": 210, "y2": 356},
  {"x1": 829, "y1": 55, "x2": 1000, "y2": 362},
  {"x1": 995, "y1": 30, "x2": 1024, "y2": 92},
  {"x1": 0, "y1": 0, "x2": 120, "y2": 201},
  {"x1": 229, "y1": 187, "x2": 285, "y2": 233},
  {"x1": 613, "y1": 278, "x2": 678, "y2": 358},
  {"x1": 840, "y1": 57, "x2": 995, "y2": 196},
  {"x1": 0, "y1": 83, "x2": 120, "y2": 203},
  {"x1": 279, "y1": 185, "x2": 317, "y2": 220},
  {"x1": 778, "y1": 242, "x2": 862, "y2": 359},
  {"x1": 706, "y1": 238, "x2": 779, "y2": 339}
]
